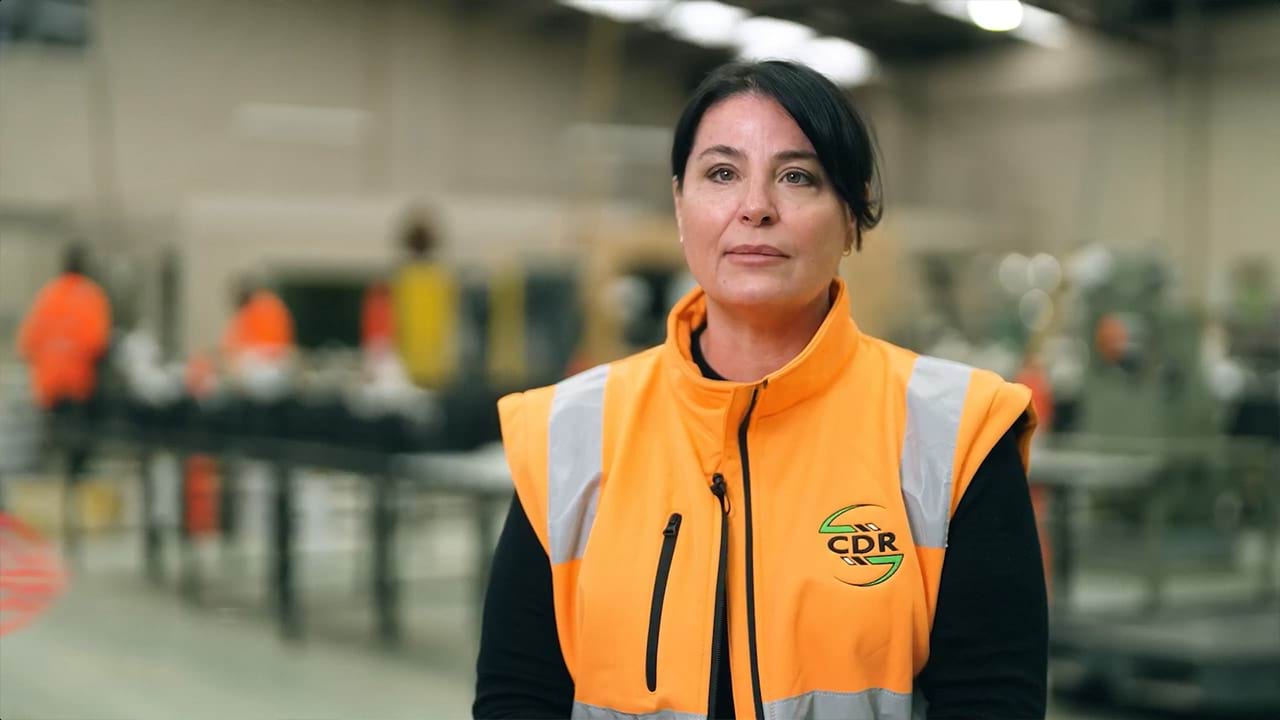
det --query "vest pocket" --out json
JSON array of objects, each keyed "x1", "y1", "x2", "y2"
[{"x1": 646, "y1": 512, "x2": 683, "y2": 692}]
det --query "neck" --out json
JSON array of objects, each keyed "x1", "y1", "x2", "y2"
[{"x1": 699, "y1": 289, "x2": 831, "y2": 383}]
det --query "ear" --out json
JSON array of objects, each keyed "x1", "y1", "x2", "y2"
[
  {"x1": 843, "y1": 204, "x2": 857, "y2": 254},
  {"x1": 672, "y1": 176, "x2": 684, "y2": 241}
]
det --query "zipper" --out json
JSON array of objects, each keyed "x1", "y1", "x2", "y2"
[
  {"x1": 739, "y1": 386, "x2": 765, "y2": 720},
  {"x1": 646, "y1": 512, "x2": 683, "y2": 692},
  {"x1": 706, "y1": 474, "x2": 730, "y2": 718}
]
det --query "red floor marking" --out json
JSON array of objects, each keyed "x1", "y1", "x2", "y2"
[{"x1": 0, "y1": 514, "x2": 68, "y2": 636}]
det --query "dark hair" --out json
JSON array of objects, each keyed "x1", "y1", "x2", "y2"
[
  {"x1": 235, "y1": 285, "x2": 254, "y2": 309},
  {"x1": 671, "y1": 60, "x2": 882, "y2": 251},
  {"x1": 62, "y1": 243, "x2": 87, "y2": 275},
  {"x1": 402, "y1": 221, "x2": 438, "y2": 259}
]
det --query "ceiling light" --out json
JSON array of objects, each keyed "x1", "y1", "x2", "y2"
[
  {"x1": 1012, "y1": 3, "x2": 1070, "y2": 48},
  {"x1": 662, "y1": 1, "x2": 748, "y2": 48},
  {"x1": 906, "y1": 0, "x2": 1071, "y2": 48},
  {"x1": 967, "y1": 0, "x2": 1023, "y2": 32},
  {"x1": 796, "y1": 37, "x2": 876, "y2": 87},
  {"x1": 734, "y1": 16, "x2": 815, "y2": 60},
  {"x1": 558, "y1": 0, "x2": 673, "y2": 23}
]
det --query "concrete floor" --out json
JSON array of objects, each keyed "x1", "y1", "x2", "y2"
[
  {"x1": 2, "y1": 576, "x2": 1151, "y2": 720},
  {"x1": 3, "y1": 466, "x2": 1275, "y2": 720},
  {"x1": 1, "y1": 475, "x2": 487, "y2": 720},
  {"x1": 1, "y1": 572, "x2": 476, "y2": 720},
  {"x1": 0, "y1": 539, "x2": 1151, "y2": 720}
]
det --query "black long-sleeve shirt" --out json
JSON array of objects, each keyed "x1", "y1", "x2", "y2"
[{"x1": 475, "y1": 337, "x2": 1048, "y2": 719}]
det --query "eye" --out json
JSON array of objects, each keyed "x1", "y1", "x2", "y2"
[
  {"x1": 781, "y1": 169, "x2": 814, "y2": 185},
  {"x1": 708, "y1": 166, "x2": 737, "y2": 183}
]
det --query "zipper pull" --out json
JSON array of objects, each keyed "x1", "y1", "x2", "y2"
[
  {"x1": 710, "y1": 473, "x2": 730, "y2": 515},
  {"x1": 663, "y1": 514, "x2": 683, "y2": 536}
]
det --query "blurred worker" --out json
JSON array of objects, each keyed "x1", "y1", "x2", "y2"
[
  {"x1": 475, "y1": 62, "x2": 1048, "y2": 720},
  {"x1": 1094, "y1": 312, "x2": 1130, "y2": 367},
  {"x1": 358, "y1": 278, "x2": 424, "y2": 418},
  {"x1": 1016, "y1": 352, "x2": 1056, "y2": 434},
  {"x1": 16, "y1": 245, "x2": 112, "y2": 413},
  {"x1": 184, "y1": 348, "x2": 219, "y2": 400},
  {"x1": 222, "y1": 281, "x2": 294, "y2": 402},
  {"x1": 1015, "y1": 353, "x2": 1056, "y2": 597},
  {"x1": 222, "y1": 282, "x2": 294, "y2": 360},
  {"x1": 361, "y1": 280, "x2": 396, "y2": 353},
  {"x1": 394, "y1": 221, "x2": 459, "y2": 388},
  {"x1": 16, "y1": 244, "x2": 112, "y2": 564}
]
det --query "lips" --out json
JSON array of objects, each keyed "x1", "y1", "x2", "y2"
[{"x1": 726, "y1": 244, "x2": 787, "y2": 257}]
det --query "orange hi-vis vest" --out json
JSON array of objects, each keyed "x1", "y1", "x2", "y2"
[
  {"x1": 222, "y1": 291, "x2": 294, "y2": 360},
  {"x1": 498, "y1": 280, "x2": 1035, "y2": 720},
  {"x1": 17, "y1": 273, "x2": 111, "y2": 409}
]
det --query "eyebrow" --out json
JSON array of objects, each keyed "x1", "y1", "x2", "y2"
[
  {"x1": 695, "y1": 145, "x2": 818, "y2": 163},
  {"x1": 697, "y1": 144, "x2": 744, "y2": 160},
  {"x1": 774, "y1": 149, "x2": 819, "y2": 163}
]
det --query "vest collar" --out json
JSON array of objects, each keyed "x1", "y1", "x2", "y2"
[{"x1": 661, "y1": 278, "x2": 861, "y2": 424}]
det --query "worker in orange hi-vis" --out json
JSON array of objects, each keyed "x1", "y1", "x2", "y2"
[
  {"x1": 221, "y1": 283, "x2": 295, "y2": 362},
  {"x1": 209, "y1": 282, "x2": 296, "y2": 539},
  {"x1": 360, "y1": 279, "x2": 406, "y2": 385},
  {"x1": 361, "y1": 280, "x2": 396, "y2": 353},
  {"x1": 16, "y1": 244, "x2": 112, "y2": 564},
  {"x1": 1016, "y1": 353, "x2": 1056, "y2": 600},
  {"x1": 16, "y1": 246, "x2": 112, "y2": 412},
  {"x1": 220, "y1": 281, "x2": 296, "y2": 416},
  {"x1": 182, "y1": 347, "x2": 223, "y2": 538}
]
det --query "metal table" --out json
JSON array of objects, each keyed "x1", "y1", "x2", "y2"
[
  {"x1": 1031, "y1": 438, "x2": 1280, "y2": 714},
  {"x1": 54, "y1": 422, "x2": 511, "y2": 646},
  {"x1": 1029, "y1": 446, "x2": 1165, "y2": 612}
]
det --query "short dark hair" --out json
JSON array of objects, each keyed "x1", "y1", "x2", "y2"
[
  {"x1": 671, "y1": 61, "x2": 883, "y2": 251},
  {"x1": 62, "y1": 243, "x2": 87, "y2": 275},
  {"x1": 234, "y1": 283, "x2": 254, "y2": 309},
  {"x1": 402, "y1": 221, "x2": 438, "y2": 259}
]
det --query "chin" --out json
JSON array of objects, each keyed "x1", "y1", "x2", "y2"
[{"x1": 711, "y1": 274, "x2": 802, "y2": 310}]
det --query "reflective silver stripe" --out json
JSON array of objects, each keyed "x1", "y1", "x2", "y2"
[
  {"x1": 763, "y1": 688, "x2": 914, "y2": 720},
  {"x1": 899, "y1": 355, "x2": 972, "y2": 549},
  {"x1": 548, "y1": 363, "x2": 610, "y2": 564},
  {"x1": 572, "y1": 702, "x2": 704, "y2": 720}
]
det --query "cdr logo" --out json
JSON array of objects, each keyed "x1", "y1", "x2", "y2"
[{"x1": 818, "y1": 504, "x2": 904, "y2": 588}]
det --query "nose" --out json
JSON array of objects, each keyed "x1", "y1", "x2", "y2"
[{"x1": 739, "y1": 178, "x2": 777, "y2": 227}]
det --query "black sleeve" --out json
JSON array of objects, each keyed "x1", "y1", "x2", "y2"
[
  {"x1": 473, "y1": 495, "x2": 575, "y2": 719},
  {"x1": 918, "y1": 415, "x2": 1049, "y2": 720}
]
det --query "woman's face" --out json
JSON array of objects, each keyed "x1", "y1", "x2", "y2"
[{"x1": 674, "y1": 93, "x2": 853, "y2": 315}]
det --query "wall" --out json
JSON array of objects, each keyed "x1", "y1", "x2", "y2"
[
  {"x1": 5, "y1": 0, "x2": 1279, "y2": 351},
  {"x1": 887, "y1": 4, "x2": 1280, "y2": 305},
  {"x1": 0, "y1": 0, "x2": 689, "y2": 351}
]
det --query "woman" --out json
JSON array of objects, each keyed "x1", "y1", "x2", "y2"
[{"x1": 475, "y1": 61, "x2": 1047, "y2": 720}]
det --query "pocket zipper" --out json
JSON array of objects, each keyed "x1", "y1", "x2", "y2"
[{"x1": 646, "y1": 512, "x2": 683, "y2": 692}]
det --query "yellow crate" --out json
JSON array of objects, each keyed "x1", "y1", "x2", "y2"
[{"x1": 6, "y1": 476, "x2": 123, "y2": 534}]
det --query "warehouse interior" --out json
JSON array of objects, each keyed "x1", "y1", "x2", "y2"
[{"x1": 1, "y1": 0, "x2": 1278, "y2": 718}]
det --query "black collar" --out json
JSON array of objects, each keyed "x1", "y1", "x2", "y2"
[{"x1": 689, "y1": 324, "x2": 726, "y2": 381}]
